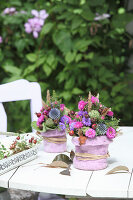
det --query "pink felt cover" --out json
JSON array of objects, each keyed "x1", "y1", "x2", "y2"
[
  {"x1": 72, "y1": 136, "x2": 112, "y2": 171},
  {"x1": 40, "y1": 129, "x2": 67, "y2": 153}
]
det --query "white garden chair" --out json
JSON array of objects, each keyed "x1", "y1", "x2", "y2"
[{"x1": 0, "y1": 79, "x2": 42, "y2": 134}]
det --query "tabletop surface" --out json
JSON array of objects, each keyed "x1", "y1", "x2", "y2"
[{"x1": 0, "y1": 126, "x2": 133, "y2": 198}]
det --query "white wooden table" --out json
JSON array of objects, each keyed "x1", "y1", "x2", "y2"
[{"x1": 0, "y1": 127, "x2": 133, "y2": 198}]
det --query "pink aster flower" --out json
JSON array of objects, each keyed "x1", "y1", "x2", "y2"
[
  {"x1": 74, "y1": 122, "x2": 83, "y2": 129},
  {"x1": 107, "y1": 111, "x2": 114, "y2": 117},
  {"x1": 31, "y1": 9, "x2": 49, "y2": 26},
  {"x1": 38, "y1": 115, "x2": 45, "y2": 123},
  {"x1": 78, "y1": 100, "x2": 87, "y2": 110},
  {"x1": 24, "y1": 18, "x2": 42, "y2": 38},
  {"x1": 43, "y1": 110, "x2": 49, "y2": 115},
  {"x1": 101, "y1": 116, "x2": 105, "y2": 120},
  {"x1": 60, "y1": 104, "x2": 65, "y2": 111},
  {"x1": 91, "y1": 96, "x2": 99, "y2": 104},
  {"x1": 106, "y1": 127, "x2": 116, "y2": 139},
  {"x1": 0, "y1": 36, "x2": 3, "y2": 44},
  {"x1": 85, "y1": 128, "x2": 96, "y2": 138}
]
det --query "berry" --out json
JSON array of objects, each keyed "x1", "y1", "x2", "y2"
[
  {"x1": 92, "y1": 124, "x2": 97, "y2": 129},
  {"x1": 70, "y1": 111, "x2": 75, "y2": 115},
  {"x1": 16, "y1": 136, "x2": 20, "y2": 140},
  {"x1": 4, "y1": 155, "x2": 7, "y2": 158},
  {"x1": 31, "y1": 137, "x2": 34, "y2": 141},
  {"x1": 98, "y1": 108, "x2": 103, "y2": 113},
  {"x1": 36, "y1": 113, "x2": 41, "y2": 117},
  {"x1": 47, "y1": 106, "x2": 51, "y2": 111},
  {"x1": 14, "y1": 141, "x2": 17, "y2": 145},
  {"x1": 69, "y1": 130, "x2": 74, "y2": 136},
  {"x1": 68, "y1": 112, "x2": 71, "y2": 117},
  {"x1": 33, "y1": 140, "x2": 37, "y2": 144},
  {"x1": 29, "y1": 139, "x2": 32, "y2": 143}
]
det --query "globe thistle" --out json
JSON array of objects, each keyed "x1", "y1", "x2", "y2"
[
  {"x1": 89, "y1": 110, "x2": 100, "y2": 119},
  {"x1": 96, "y1": 123, "x2": 107, "y2": 135},
  {"x1": 45, "y1": 118, "x2": 55, "y2": 128},
  {"x1": 49, "y1": 108, "x2": 60, "y2": 120}
]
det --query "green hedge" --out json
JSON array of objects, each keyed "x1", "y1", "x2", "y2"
[{"x1": 0, "y1": 0, "x2": 133, "y2": 131}]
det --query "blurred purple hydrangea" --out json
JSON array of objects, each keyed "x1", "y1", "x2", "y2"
[
  {"x1": 94, "y1": 13, "x2": 110, "y2": 21},
  {"x1": 3, "y1": 7, "x2": 16, "y2": 15},
  {"x1": 31, "y1": 9, "x2": 49, "y2": 26},
  {"x1": 0, "y1": 36, "x2": 3, "y2": 44},
  {"x1": 59, "y1": 122, "x2": 66, "y2": 131}
]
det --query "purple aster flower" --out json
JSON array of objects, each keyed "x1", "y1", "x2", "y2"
[
  {"x1": 78, "y1": 111, "x2": 88, "y2": 117},
  {"x1": 69, "y1": 122, "x2": 76, "y2": 131},
  {"x1": 24, "y1": 18, "x2": 42, "y2": 38},
  {"x1": 60, "y1": 115, "x2": 71, "y2": 124},
  {"x1": 0, "y1": 36, "x2": 3, "y2": 44},
  {"x1": 94, "y1": 13, "x2": 110, "y2": 21},
  {"x1": 3, "y1": 7, "x2": 16, "y2": 15},
  {"x1": 31, "y1": 9, "x2": 49, "y2": 26},
  {"x1": 82, "y1": 116, "x2": 91, "y2": 126},
  {"x1": 59, "y1": 122, "x2": 66, "y2": 131}
]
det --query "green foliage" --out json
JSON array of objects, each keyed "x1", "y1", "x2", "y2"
[{"x1": 0, "y1": 0, "x2": 133, "y2": 132}]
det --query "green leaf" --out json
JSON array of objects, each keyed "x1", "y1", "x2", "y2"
[
  {"x1": 26, "y1": 53, "x2": 37, "y2": 62},
  {"x1": 43, "y1": 63, "x2": 52, "y2": 76},
  {"x1": 112, "y1": 14, "x2": 133, "y2": 29},
  {"x1": 72, "y1": 88, "x2": 83, "y2": 94},
  {"x1": 23, "y1": 64, "x2": 36, "y2": 76},
  {"x1": 40, "y1": 23, "x2": 54, "y2": 37},
  {"x1": 31, "y1": 121, "x2": 40, "y2": 131},
  {"x1": 65, "y1": 78, "x2": 75, "y2": 90},
  {"x1": 71, "y1": 16, "x2": 83, "y2": 30},
  {"x1": 65, "y1": 52, "x2": 76, "y2": 63},
  {"x1": 81, "y1": 7, "x2": 95, "y2": 21},
  {"x1": 88, "y1": 0, "x2": 105, "y2": 6},
  {"x1": 52, "y1": 30, "x2": 72, "y2": 52},
  {"x1": 46, "y1": 54, "x2": 55, "y2": 66},
  {"x1": 75, "y1": 54, "x2": 82, "y2": 62},
  {"x1": 2, "y1": 63, "x2": 21, "y2": 75}
]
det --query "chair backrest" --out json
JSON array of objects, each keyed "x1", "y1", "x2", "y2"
[{"x1": 0, "y1": 79, "x2": 42, "y2": 132}]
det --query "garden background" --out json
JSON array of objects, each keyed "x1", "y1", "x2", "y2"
[{"x1": 0, "y1": 0, "x2": 133, "y2": 132}]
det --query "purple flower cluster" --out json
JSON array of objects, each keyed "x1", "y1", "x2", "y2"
[
  {"x1": 0, "y1": 36, "x2": 3, "y2": 44},
  {"x1": 24, "y1": 9, "x2": 48, "y2": 38},
  {"x1": 59, "y1": 122, "x2": 66, "y2": 131},
  {"x1": 3, "y1": 7, "x2": 16, "y2": 15},
  {"x1": 60, "y1": 115, "x2": 71, "y2": 124},
  {"x1": 82, "y1": 116, "x2": 91, "y2": 126}
]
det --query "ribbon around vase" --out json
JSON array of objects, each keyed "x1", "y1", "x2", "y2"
[
  {"x1": 43, "y1": 136, "x2": 67, "y2": 144},
  {"x1": 75, "y1": 152, "x2": 110, "y2": 160}
]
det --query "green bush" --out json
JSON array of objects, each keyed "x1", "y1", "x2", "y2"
[{"x1": 0, "y1": 0, "x2": 133, "y2": 131}]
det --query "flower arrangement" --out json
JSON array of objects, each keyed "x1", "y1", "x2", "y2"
[
  {"x1": 67, "y1": 92, "x2": 120, "y2": 145},
  {"x1": 32, "y1": 90, "x2": 68, "y2": 133},
  {"x1": 32, "y1": 90, "x2": 69, "y2": 153}
]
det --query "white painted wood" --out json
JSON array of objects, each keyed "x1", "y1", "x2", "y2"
[
  {"x1": 0, "y1": 79, "x2": 42, "y2": 132},
  {"x1": 128, "y1": 169, "x2": 133, "y2": 198},
  {"x1": 9, "y1": 151, "x2": 92, "y2": 196},
  {"x1": 0, "y1": 168, "x2": 17, "y2": 188},
  {"x1": 86, "y1": 126, "x2": 133, "y2": 198},
  {"x1": 0, "y1": 103, "x2": 7, "y2": 132}
]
